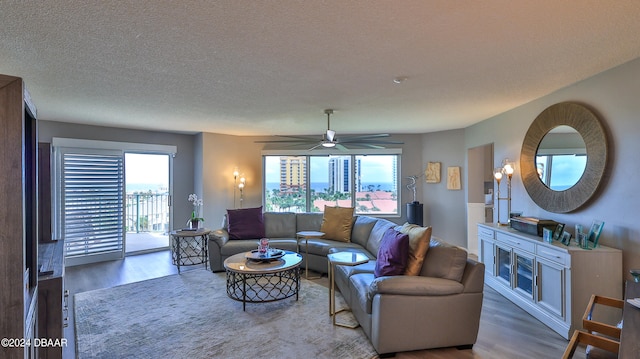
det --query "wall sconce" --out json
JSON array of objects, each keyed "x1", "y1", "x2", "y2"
[
  {"x1": 233, "y1": 168, "x2": 240, "y2": 208},
  {"x1": 238, "y1": 177, "x2": 246, "y2": 208},
  {"x1": 494, "y1": 159, "x2": 515, "y2": 226}
]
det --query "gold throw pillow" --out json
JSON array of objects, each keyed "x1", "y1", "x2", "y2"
[
  {"x1": 399, "y1": 222, "x2": 432, "y2": 276},
  {"x1": 320, "y1": 206, "x2": 355, "y2": 242}
]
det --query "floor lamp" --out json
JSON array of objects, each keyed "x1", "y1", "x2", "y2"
[
  {"x1": 494, "y1": 159, "x2": 515, "y2": 226},
  {"x1": 493, "y1": 168, "x2": 504, "y2": 225}
]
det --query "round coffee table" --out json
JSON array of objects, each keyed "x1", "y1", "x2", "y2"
[{"x1": 224, "y1": 250, "x2": 302, "y2": 311}]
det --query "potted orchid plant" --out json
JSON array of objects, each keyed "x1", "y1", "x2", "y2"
[{"x1": 187, "y1": 193, "x2": 204, "y2": 229}]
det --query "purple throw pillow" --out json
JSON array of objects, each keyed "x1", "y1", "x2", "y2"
[
  {"x1": 227, "y1": 206, "x2": 265, "y2": 240},
  {"x1": 374, "y1": 227, "x2": 410, "y2": 277}
]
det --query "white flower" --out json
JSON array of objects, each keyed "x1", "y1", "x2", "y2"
[
  {"x1": 188, "y1": 193, "x2": 204, "y2": 222},
  {"x1": 188, "y1": 194, "x2": 203, "y2": 206}
]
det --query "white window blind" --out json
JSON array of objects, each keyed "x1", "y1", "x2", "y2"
[{"x1": 61, "y1": 151, "x2": 124, "y2": 264}]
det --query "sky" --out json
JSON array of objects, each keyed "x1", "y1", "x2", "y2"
[{"x1": 125, "y1": 153, "x2": 169, "y2": 186}]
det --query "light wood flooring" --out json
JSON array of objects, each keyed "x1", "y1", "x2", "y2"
[{"x1": 63, "y1": 250, "x2": 585, "y2": 358}]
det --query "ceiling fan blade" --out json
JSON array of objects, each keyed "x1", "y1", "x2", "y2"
[
  {"x1": 270, "y1": 142, "x2": 320, "y2": 149},
  {"x1": 339, "y1": 139, "x2": 404, "y2": 145},
  {"x1": 254, "y1": 139, "x2": 316, "y2": 144},
  {"x1": 255, "y1": 135, "x2": 318, "y2": 143},
  {"x1": 344, "y1": 143, "x2": 386, "y2": 149},
  {"x1": 338, "y1": 134, "x2": 391, "y2": 141},
  {"x1": 360, "y1": 143, "x2": 386, "y2": 149},
  {"x1": 258, "y1": 110, "x2": 403, "y2": 150},
  {"x1": 276, "y1": 135, "x2": 319, "y2": 141}
]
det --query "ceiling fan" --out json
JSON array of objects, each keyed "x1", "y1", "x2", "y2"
[{"x1": 255, "y1": 109, "x2": 403, "y2": 150}]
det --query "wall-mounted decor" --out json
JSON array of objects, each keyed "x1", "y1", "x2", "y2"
[
  {"x1": 233, "y1": 168, "x2": 247, "y2": 208},
  {"x1": 520, "y1": 102, "x2": 608, "y2": 213},
  {"x1": 425, "y1": 162, "x2": 441, "y2": 183},
  {"x1": 447, "y1": 166, "x2": 461, "y2": 190}
]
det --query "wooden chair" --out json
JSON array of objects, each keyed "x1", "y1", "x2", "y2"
[
  {"x1": 562, "y1": 295, "x2": 624, "y2": 359},
  {"x1": 562, "y1": 330, "x2": 620, "y2": 358}
]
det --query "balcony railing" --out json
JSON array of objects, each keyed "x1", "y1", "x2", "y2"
[{"x1": 126, "y1": 192, "x2": 169, "y2": 233}]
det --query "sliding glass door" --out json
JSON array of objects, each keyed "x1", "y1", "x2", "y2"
[{"x1": 52, "y1": 138, "x2": 176, "y2": 266}]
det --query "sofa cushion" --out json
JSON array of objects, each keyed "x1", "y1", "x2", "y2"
[
  {"x1": 369, "y1": 276, "x2": 464, "y2": 297},
  {"x1": 227, "y1": 206, "x2": 265, "y2": 240},
  {"x1": 420, "y1": 238, "x2": 468, "y2": 282},
  {"x1": 374, "y1": 227, "x2": 410, "y2": 277},
  {"x1": 365, "y1": 218, "x2": 398, "y2": 256},
  {"x1": 263, "y1": 212, "x2": 297, "y2": 238},
  {"x1": 320, "y1": 206, "x2": 355, "y2": 242},
  {"x1": 296, "y1": 212, "x2": 323, "y2": 232},
  {"x1": 304, "y1": 238, "x2": 365, "y2": 256},
  {"x1": 399, "y1": 223, "x2": 432, "y2": 276},
  {"x1": 350, "y1": 272, "x2": 376, "y2": 314},
  {"x1": 351, "y1": 216, "x2": 377, "y2": 248},
  {"x1": 334, "y1": 259, "x2": 376, "y2": 279}
]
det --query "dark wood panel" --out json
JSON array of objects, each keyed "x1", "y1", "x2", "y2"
[
  {"x1": 0, "y1": 74, "x2": 39, "y2": 359},
  {"x1": 38, "y1": 240, "x2": 65, "y2": 359}
]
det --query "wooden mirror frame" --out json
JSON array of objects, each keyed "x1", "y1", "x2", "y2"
[{"x1": 520, "y1": 102, "x2": 607, "y2": 213}]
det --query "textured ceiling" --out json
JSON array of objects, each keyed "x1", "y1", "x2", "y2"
[{"x1": 1, "y1": 1, "x2": 640, "y2": 136}]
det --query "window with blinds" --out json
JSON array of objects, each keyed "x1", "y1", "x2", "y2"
[{"x1": 61, "y1": 151, "x2": 124, "y2": 264}]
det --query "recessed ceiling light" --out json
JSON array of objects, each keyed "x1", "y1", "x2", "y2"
[{"x1": 393, "y1": 76, "x2": 407, "y2": 84}]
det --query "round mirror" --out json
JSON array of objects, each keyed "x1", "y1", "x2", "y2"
[
  {"x1": 536, "y1": 125, "x2": 587, "y2": 191},
  {"x1": 521, "y1": 102, "x2": 607, "y2": 213}
]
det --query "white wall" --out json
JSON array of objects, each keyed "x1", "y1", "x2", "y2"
[
  {"x1": 198, "y1": 132, "x2": 264, "y2": 229},
  {"x1": 464, "y1": 57, "x2": 640, "y2": 282},
  {"x1": 420, "y1": 129, "x2": 467, "y2": 247}
]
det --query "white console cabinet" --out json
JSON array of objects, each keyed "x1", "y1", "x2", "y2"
[{"x1": 478, "y1": 223, "x2": 622, "y2": 339}]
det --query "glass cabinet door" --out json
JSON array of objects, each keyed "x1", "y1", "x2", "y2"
[
  {"x1": 496, "y1": 245, "x2": 511, "y2": 286},
  {"x1": 514, "y1": 251, "x2": 534, "y2": 299}
]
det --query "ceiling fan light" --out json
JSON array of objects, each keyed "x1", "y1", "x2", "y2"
[{"x1": 322, "y1": 141, "x2": 336, "y2": 148}]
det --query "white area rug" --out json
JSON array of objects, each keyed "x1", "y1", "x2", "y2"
[{"x1": 75, "y1": 269, "x2": 378, "y2": 359}]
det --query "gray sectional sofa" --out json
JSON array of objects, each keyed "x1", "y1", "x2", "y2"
[{"x1": 208, "y1": 211, "x2": 485, "y2": 355}]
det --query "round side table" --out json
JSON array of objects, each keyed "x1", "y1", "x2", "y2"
[
  {"x1": 169, "y1": 228, "x2": 210, "y2": 273},
  {"x1": 327, "y1": 251, "x2": 369, "y2": 328},
  {"x1": 296, "y1": 231, "x2": 324, "y2": 279}
]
